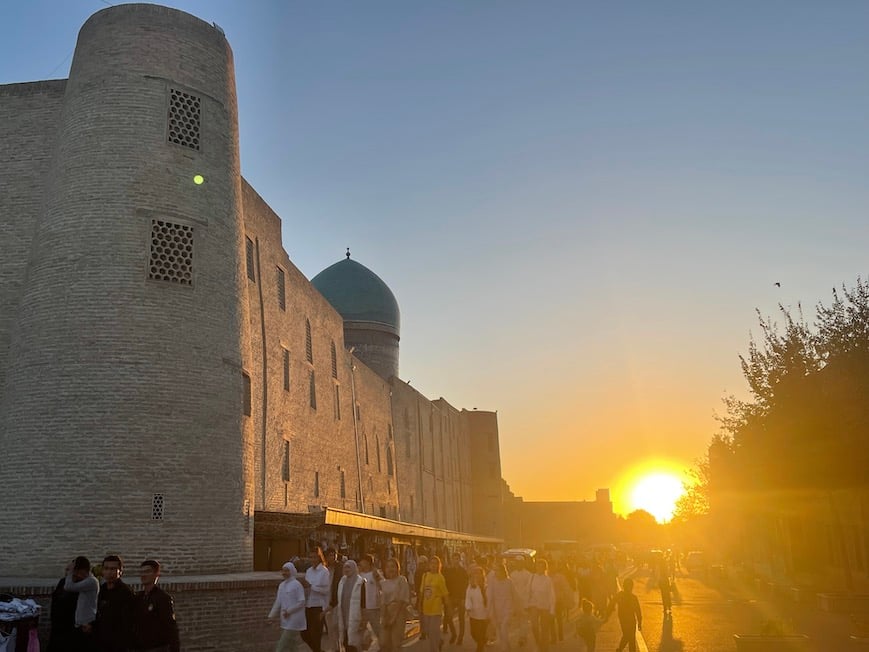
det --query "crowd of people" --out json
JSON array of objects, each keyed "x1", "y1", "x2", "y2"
[
  {"x1": 34, "y1": 546, "x2": 660, "y2": 652},
  {"x1": 267, "y1": 547, "x2": 649, "y2": 652},
  {"x1": 46, "y1": 555, "x2": 179, "y2": 652}
]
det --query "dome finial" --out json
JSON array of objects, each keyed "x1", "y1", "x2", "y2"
[{"x1": 346, "y1": 247, "x2": 351, "y2": 260}]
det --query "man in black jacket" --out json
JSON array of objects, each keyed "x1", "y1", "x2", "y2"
[
  {"x1": 131, "y1": 559, "x2": 180, "y2": 652},
  {"x1": 47, "y1": 560, "x2": 79, "y2": 652},
  {"x1": 95, "y1": 555, "x2": 135, "y2": 652}
]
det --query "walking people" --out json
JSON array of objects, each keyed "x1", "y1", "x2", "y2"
[
  {"x1": 527, "y1": 558, "x2": 556, "y2": 652},
  {"x1": 413, "y1": 554, "x2": 429, "y2": 642},
  {"x1": 418, "y1": 555, "x2": 450, "y2": 652},
  {"x1": 379, "y1": 558, "x2": 410, "y2": 652},
  {"x1": 464, "y1": 566, "x2": 489, "y2": 652},
  {"x1": 606, "y1": 577, "x2": 642, "y2": 652},
  {"x1": 324, "y1": 548, "x2": 343, "y2": 652},
  {"x1": 486, "y1": 562, "x2": 518, "y2": 651},
  {"x1": 590, "y1": 559, "x2": 607, "y2": 617},
  {"x1": 336, "y1": 560, "x2": 367, "y2": 652},
  {"x1": 507, "y1": 558, "x2": 532, "y2": 648},
  {"x1": 301, "y1": 547, "x2": 331, "y2": 652},
  {"x1": 268, "y1": 562, "x2": 307, "y2": 652},
  {"x1": 550, "y1": 561, "x2": 573, "y2": 642},
  {"x1": 358, "y1": 554, "x2": 383, "y2": 645},
  {"x1": 131, "y1": 560, "x2": 180, "y2": 652},
  {"x1": 575, "y1": 599, "x2": 603, "y2": 652},
  {"x1": 94, "y1": 555, "x2": 134, "y2": 652},
  {"x1": 658, "y1": 557, "x2": 673, "y2": 617},
  {"x1": 443, "y1": 553, "x2": 468, "y2": 645}
]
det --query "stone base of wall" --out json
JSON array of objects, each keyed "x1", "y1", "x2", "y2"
[{"x1": 1, "y1": 572, "x2": 282, "y2": 652}]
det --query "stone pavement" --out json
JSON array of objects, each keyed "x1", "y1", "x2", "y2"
[{"x1": 402, "y1": 603, "x2": 649, "y2": 651}]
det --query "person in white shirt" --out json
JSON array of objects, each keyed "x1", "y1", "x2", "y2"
[
  {"x1": 64, "y1": 555, "x2": 99, "y2": 648},
  {"x1": 464, "y1": 566, "x2": 489, "y2": 652},
  {"x1": 268, "y1": 562, "x2": 307, "y2": 652},
  {"x1": 527, "y1": 559, "x2": 556, "y2": 652},
  {"x1": 508, "y1": 558, "x2": 533, "y2": 647},
  {"x1": 357, "y1": 554, "x2": 383, "y2": 644},
  {"x1": 299, "y1": 547, "x2": 331, "y2": 652},
  {"x1": 379, "y1": 558, "x2": 410, "y2": 652}
]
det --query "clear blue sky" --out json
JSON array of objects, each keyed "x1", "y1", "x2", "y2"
[{"x1": 3, "y1": 1, "x2": 868, "y2": 511}]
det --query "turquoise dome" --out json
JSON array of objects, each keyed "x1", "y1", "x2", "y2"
[{"x1": 311, "y1": 257, "x2": 400, "y2": 333}]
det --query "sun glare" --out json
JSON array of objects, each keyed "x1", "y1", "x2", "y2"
[{"x1": 629, "y1": 472, "x2": 685, "y2": 523}]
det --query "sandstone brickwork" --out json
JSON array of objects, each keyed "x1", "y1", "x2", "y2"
[{"x1": 0, "y1": 3, "x2": 504, "y2": 584}]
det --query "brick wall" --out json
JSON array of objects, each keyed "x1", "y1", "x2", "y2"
[
  {"x1": 0, "y1": 81, "x2": 65, "y2": 406},
  {"x1": 467, "y1": 410, "x2": 505, "y2": 537},
  {"x1": 0, "y1": 2, "x2": 507, "y2": 583},
  {"x1": 240, "y1": 181, "x2": 400, "y2": 522},
  {"x1": 0, "y1": 4, "x2": 253, "y2": 576},
  {"x1": 242, "y1": 181, "x2": 362, "y2": 515},
  {"x1": 0, "y1": 574, "x2": 281, "y2": 652}
]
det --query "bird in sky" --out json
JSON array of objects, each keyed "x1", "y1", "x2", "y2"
[{"x1": 775, "y1": 282, "x2": 781, "y2": 287}]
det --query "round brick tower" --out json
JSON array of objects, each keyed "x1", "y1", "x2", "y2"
[{"x1": 0, "y1": 4, "x2": 253, "y2": 575}]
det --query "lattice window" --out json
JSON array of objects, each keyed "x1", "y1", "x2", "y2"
[
  {"x1": 308, "y1": 370, "x2": 317, "y2": 409},
  {"x1": 282, "y1": 348, "x2": 290, "y2": 392},
  {"x1": 148, "y1": 220, "x2": 193, "y2": 285},
  {"x1": 387, "y1": 444, "x2": 394, "y2": 476},
  {"x1": 340, "y1": 470, "x2": 346, "y2": 498},
  {"x1": 305, "y1": 319, "x2": 313, "y2": 363},
  {"x1": 314, "y1": 471, "x2": 320, "y2": 498},
  {"x1": 276, "y1": 267, "x2": 286, "y2": 311},
  {"x1": 331, "y1": 341, "x2": 338, "y2": 378},
  {"x1": 152, "y1": 494, "x2": 164, "y2": 520},
  {"x1": 334, "y1": 385, "x2": 341, "y2": 420},
  {"x1": 168, "y1": 88, "x2": 201, "y2": 150},
  {"x1": 246, "y1": 237, "x2": 255, "y2": 281},
  {"x1": 282, "y1": 440, "x2": 290, "y2": 482},
  {"x1": 376, "y1": 435, "x2": 382, "y2": 472}
]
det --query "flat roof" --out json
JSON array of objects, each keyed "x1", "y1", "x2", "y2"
[{"x1": 257, "y1": 508, "x2": 502, "y2": 545}]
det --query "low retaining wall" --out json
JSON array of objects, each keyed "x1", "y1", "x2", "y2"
[
  {"x1": 817, "y1": 593, "x2": 869, "y2": 614},
  {"x1": 1, "y1": 573, "x2": 281, "y2": 651}
]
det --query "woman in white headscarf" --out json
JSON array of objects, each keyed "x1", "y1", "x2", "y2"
[
  {"x1": 336, "y1": 559, "x2": 368, "y2": 652},
  {"x1": 267, "y1": 562, "x2": 307, "y2": 652}
]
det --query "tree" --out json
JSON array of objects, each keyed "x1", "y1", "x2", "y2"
[
  {"x1": 672, "y1": 452, "x2": 711, "y2": 523},
  {"x1": 706, "y1": 277, "x2": 869, "y2": 582}
]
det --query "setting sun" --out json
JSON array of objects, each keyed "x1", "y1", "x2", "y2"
[{"x1": 629, "y1": 472, "x2": 685, "y2": 523}]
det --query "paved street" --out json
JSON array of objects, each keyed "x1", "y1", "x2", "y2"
[{"x1": 397, "y1": 566, "x2": 861, "y2": 651}]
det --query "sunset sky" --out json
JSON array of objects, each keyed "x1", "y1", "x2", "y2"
[{"x1": 3, "y1": 1, "x2": 868, "y2": 516}]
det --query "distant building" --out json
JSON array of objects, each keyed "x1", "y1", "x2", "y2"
[
  {"x1": 0, "y1": 3, "x2": 503, "y2": 581},
  {"x1": 503, "y1": 487, "x2": 617, "y2": 551}
]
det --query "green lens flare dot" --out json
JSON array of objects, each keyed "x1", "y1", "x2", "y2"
[{"x1": 193, "y1": 174, "x2": 204, "y2": 185}]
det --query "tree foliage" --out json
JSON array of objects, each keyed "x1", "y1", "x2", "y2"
[
  {"x1": 672, "y1": 452, "x2": 711, "y2": 523},
  {"x1": 715, "y1": 277, "x2": 869, "y2": 494}
]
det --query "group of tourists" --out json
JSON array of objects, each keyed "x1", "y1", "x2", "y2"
[
  {"x1": 268, "y1": 547, "x2": 646, "y2": 652},
  {"x1": 268, "y1": 547, "x2": 411, "y2": 652},
  {"x1": 47, "y1": 555, "x2": 179, "y2": 652},
  {"x1": 267, "y1": 547, "x2": 652, "y2": 652}
]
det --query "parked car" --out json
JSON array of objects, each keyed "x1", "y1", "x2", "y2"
[{"x1": 500, "y1": 548, "x2": 537, "y2": 563}]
